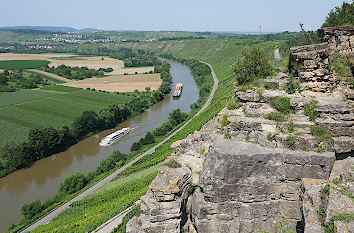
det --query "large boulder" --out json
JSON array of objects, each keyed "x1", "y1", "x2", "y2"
[{"x1": 190, "y1": 140, "x2": 335, "y2": 233}]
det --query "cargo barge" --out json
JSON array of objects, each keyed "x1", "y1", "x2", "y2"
[{"x1": 173, "y1": 83, "x2": 183, "y2": 97}]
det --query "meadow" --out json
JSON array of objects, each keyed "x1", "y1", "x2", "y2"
[
  {"x1": 0, "y1": 86, "x2": 132, "y2": 144},
  {"x1": 0, "y1": 60, "x2": 49, "y2": 70}
]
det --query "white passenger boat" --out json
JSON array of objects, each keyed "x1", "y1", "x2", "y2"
[{"x1": 99, "y1": 127, "x2": 130, "y2": 146}]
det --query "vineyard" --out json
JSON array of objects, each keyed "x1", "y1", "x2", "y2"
[{"x1": 0, "y1": 87, "x2": 133, "y2": 144}]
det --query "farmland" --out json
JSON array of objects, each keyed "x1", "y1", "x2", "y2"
[
  {"x1": 0, "y1": 87, "x2": 132, "y2": 144},
  {"x1": 0, "y1": 60, "x2": 49, "y2": 70},
  {"x1": 62, "y1": 73, "x2": 162, "y2": 92}
]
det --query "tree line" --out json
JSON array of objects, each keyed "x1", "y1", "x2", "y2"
[
  {"x1": 41, "y1": 64, "x2": 107, "y2": 80},
  {"x1": 0, "y1": 70, "x2": 48, "y2": 92}
]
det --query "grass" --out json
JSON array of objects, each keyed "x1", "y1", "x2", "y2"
[
  {"x1": 0, "y1": 60, "x2": 49, "y2": 70},
  {"x1": 226, "y1": 98, "x2": 241, "y2": 110},
  {"x1": 0, "y1": 88, "x2": 132, "y2": 144},
  {"x1": 220, "y1": 114, "x2": 230, "y2": 127}
]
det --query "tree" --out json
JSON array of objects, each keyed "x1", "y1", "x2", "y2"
[
  {"x1": 145, "y1": 87, "x2": 151, "y2": 92},
  {"x1": 59, "y1": 172, "x2": 88, "y2": 194},
  {"x1": 21, "y1": 199, "x2": 42, "y2": 219},
  {"x1": 322, "y1": 2, "x2": 354, "y2": 28},
  {"x1": 169, "y1": 109, "x2": 187, "y2": 125},
  {"x1": 131, "y1": 141, "x2": 142, "y2": 151},
  {"x1": 141, "y1": 132, "x2": 155, "y2": 145},
  {"x1": 233, "y1": 46, "x2": 272, "y2": 85}
]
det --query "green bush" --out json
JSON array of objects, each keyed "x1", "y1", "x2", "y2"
[
  {"x1": 269, "y1": 96, "x2": 290, "y2": 114},
  {"x1": 304, "y1": 100, "x2": 319, "y2": 121},
  {"x1": 264, "y1": 112, "x2": 287, "y2": 122},
  {"x1": 21, "y1": 199, "x2": 42, "y2": 219},
  {"x1": 233, "y1": 46, "x2": 272, "y2": 85},
  {"x1": 59, "y1": 172, "x2": 88, "y2": 195},
  {"x1": 226, "y1": 98, "x2": 241, "y2": 110},
  {"x1": 165, "y1": 158, "x2": 182, "y2": 168},
  {"x1": 310, "y1": 125, "x2": 333, "y2": 144}
]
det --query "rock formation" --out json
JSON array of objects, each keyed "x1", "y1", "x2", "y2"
[{"x1": 290, "y1": 26, "x2": 353, "y2": 92}]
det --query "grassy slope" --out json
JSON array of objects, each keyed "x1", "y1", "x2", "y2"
[
  {"x1": 0, "y1": 88, "x2": 132, "y2": 144},
  {"x1": 23, "y1": 38, "x2": 281, "y2": 232}
]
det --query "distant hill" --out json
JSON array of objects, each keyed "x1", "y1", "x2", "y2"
[{"x1": 0, "y1": 26, "x2": 101, "y2": 33}]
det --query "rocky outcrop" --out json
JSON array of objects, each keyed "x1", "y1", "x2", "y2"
[
  {"x1": 318, "y1": 26, "x2": 354, "y2": 55},
  {"x1": 126, "y1": 166, "x2": 191, "y2": 233},
  {"x1": 190, "y1": 140, "x2": 335, "y2": 233},
  {"x1": 290, "y1": 26, "x2": 354, "y2": 92}
]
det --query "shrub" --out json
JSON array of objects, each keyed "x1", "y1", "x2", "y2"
[
  {"x1": 269, "y1": 96, "x2": 290, "y2": 114},
  {"x1": 165, "y1": 158, "x2": 182, "y2": 168},
  {"x1": 316, "y1": 145, "x2": 326, "y2": 153},
  {"x1": 287, "y1": 137, "x2": 296, "y2": 150},
  {"x1": 304, "y1": 100, "x2": 319, "y2": 121},
  {"x1": 328, "y1": 54, "x2": 354, "y2": 78},
  {"x1": 284, "y1": 75, "x2": 299, "y2": 94},
  {"x1": 220, "y1": 114, "x2": 229, "y2": 127},
  {"x1": 310, "y1": 125, "x2": 333, "y2": 144},
  {"x1": 59, "y1": 172, "x2": 88, "y2": 195},
  {"x1": 226, "y1": 98, "x2": 241, "y2": 110},
  {"x1": 233, "y1": 46, "x2": 272, "y2": 85},
  {"x1": 264, "y1": 112, "x2": 287, "y2": 122},
  {"x1": 21, "y1": 199, "x2": 42, "y2": 219}
]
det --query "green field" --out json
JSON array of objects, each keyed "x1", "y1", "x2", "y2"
[
  {"x1": 0, "y1": 87, "x2": 132, "y2": 144},
  {"x1": 0, "y1": 60, "x2": 50, "y2": 70}
]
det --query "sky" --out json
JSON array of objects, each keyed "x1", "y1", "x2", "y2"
[{"x1": 0, "y1": 0, "x2": 348, "y2": 32}]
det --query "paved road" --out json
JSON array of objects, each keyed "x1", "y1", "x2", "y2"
[{"x1": 22, "y1": 61, "x2": 218, "y2": 233}]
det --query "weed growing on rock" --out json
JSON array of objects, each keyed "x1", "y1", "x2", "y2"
[
  {"x1": 265, "y1": 112, "x2": 287, "y2": 122},
  {"x1": 220, "y1": 114, "x2": 230, "y2": 127},
  {"x1": 226, "y1": 98, "x2": 241, "y2": 110},
  {"x1": 288, "y1": 121, "x2": 295, "y2": 133},
  {"x1": 301, "y1": 145, "x2": 309, "y2": 151},
  {"x1": 304, "y1": 100, "x2": 319, "y2": 121},
  {"x1": 310, "y1": 125, "x2": 333, "y2": 144},
  {"x1": 267, "y1": 132, "x2": 277, "y2": 142},
  {"x1": 269, "y1": 96, "x2": 290, "y2": 114},
  {"x1": 287, "y1": 137, "x2": 296, "y2": 150},
  {"x1": 165, "y1": 158, "x2": 182, "y2": 168},
  {"x1": 264, "y1": 82, "x2": 277, "y2": 90},
  {"x1": 316, "y1": 145, "x2": 326, "y2": 153},
  {"x1": 284, "y1": 75, "x2": 299, "y2": 94},
  {"x1": 224, "y1": 130, "x2": 230, "y2": 139}
]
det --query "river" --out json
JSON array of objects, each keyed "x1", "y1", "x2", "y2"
[{"x1": 0, "y1": 58, "x2": 199, "y2": 232}]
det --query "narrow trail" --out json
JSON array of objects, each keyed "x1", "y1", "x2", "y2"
[{"x1": 21, "y1": 61, "x2": 218, "y2": 233}]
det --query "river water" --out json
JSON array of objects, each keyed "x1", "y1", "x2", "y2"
[{"x1": 0, "y1": 58, "x2": 199, "y2": 232}]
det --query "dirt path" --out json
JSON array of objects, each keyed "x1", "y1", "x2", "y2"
[
  {"x1": 274, "y1": 48, "x2": 282, "y2": 61},
  {"x1": 29, "y1": 69, "x2": 71, "y2": 82},
  {"x1": 21, "y1": 61, "x2": 218, "y2": 233}
]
